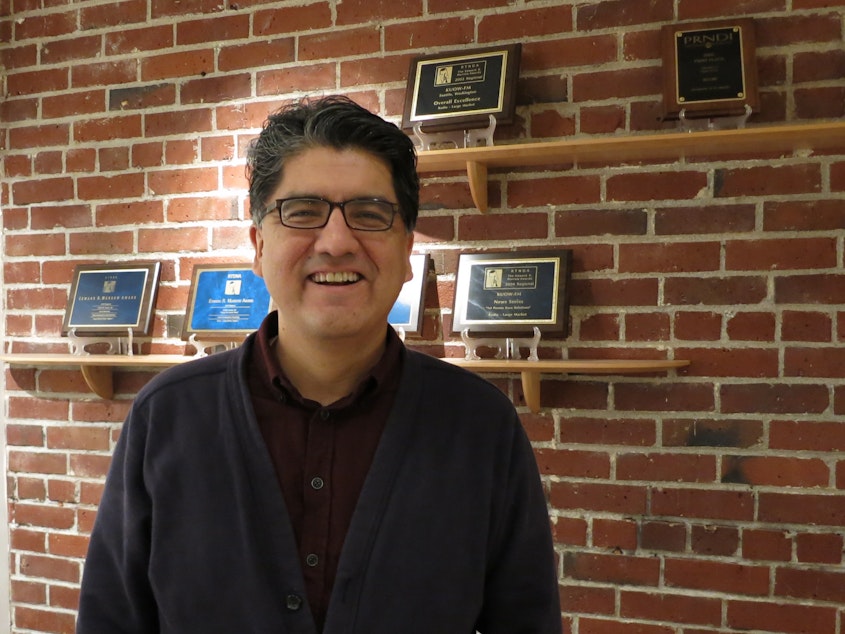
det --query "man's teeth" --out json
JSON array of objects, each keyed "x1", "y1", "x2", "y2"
[{"x1": 312, "y1": 272, "x2": 361, "y2": 284}]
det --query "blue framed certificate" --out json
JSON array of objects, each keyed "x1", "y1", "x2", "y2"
[
  {"x1": 182, "y1": 264, "x2": 272, "y2": 340},
  {"x1": 451, "y1": 250, "x2": 572, "y2": 336},
  {"x1": 62, "y1": 262, "x2": 161, "y2": 336},
  {"x1": 388, "y1": 253, "x2": 430, "y2": 335}
]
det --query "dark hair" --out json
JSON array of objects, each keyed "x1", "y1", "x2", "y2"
[{"x1": 246, "y1": 95, "x2": 419, "y2": 232}]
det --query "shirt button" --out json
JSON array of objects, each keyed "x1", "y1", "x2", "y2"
[
  {"x1": 285, "y1": 594, "x2": 302, "y2": 611},
  {"x1": 319, "y1": 409, "x2": 330, "y2": 420},
  {"x1": 310, "y1": 477, "x2": 324, "y2": 490},
  {"x1": 305, "y1": 553, "x2": 319, "y2": 567}
]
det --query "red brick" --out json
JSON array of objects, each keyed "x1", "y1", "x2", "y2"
[
  {"x1": 726, "y1": 312, "x2": 776, "y2": 342},
  {"x1": 256, "y1": 63, "x2": 337, "y2": 96},
  {"x1": 141, "y1": 49, "x2": 214, "y2": 81},
  {"x1": 80, "y1": 0, "x2": 147, "y2": 29},
  {"x1": 785, "y1": 346, "x2": 845, "y2": 378},
  {"x1": 386, "y1": 17, "x2": 473, "y2": 51},
  {"x1": 728, "y1": 599, "x2": 837, "y2": 633},
  {"x1": 535, "y1": 448, "x2": 610, "y2": 479},
  {"x1": 8, "y1": 122, "x2": 70, "y2": 149},
  {"x1": 551, "y1": 481, "x2": 647, "y2": 515},
  {"x1": 177, "y1": 14, "x2": 249, "y2": 45},
  {"x1": 146, "y1": 108, "x2": 213, "y2": 137},
  {"x1": 181, "y1": 73, "x2": 252, "y2": 105},
  {"x1": 776, "y1": 273, "x2": 845, "y2": 304},
  {"x1": 148, "y1": 167, "x2": 217, "y2": 195},
  {"x1": 571, "y1": 278, "x2": 659, "y2": 307},
  {"x1": 665, "y1": 557, "x2": 769, "y2": 595},
  {"x1": 717, "y1": 164, "x2": 822, "y2": 197},
  {"x1": 727, "y1": 237, "x2": 836, "y2": 270},
  {"x1": 14, "y1": 10, "x2": 76, "y2": 39},
  {"x1": 665, "y1": 276, "x2": 767, "y2": 306},
  {"x1": 13, "y1": 503, "x2": 75, "y2": 530},
  {"x1": 615, "y1": 382, "x2": 714, "y2": 413},
  {"x1": 759, "y1": 492, "x2": 845, "y2": 526},
  {"x1": 105, "y1": 25, "x2": 175, "y2": 55},
  {"x1": 72, "y1": 59, "x2": 137, "y2": 89},
  {"x1": 565, "y1": 551, "x2": 660, "y2": 586},
  {"x1": 652, "y1": 487, "x2": 754, "y2": 521},
  {"x1": 299, "y1": 26, "x2": 381, "y2": 61},
  {"x1": 770, "y1": 420, "x2": 845, "y2": 452},
  {"x1": 40, "y1": 34, "x2": 101, "y2": 64},
  {"x1": 618, "y1": 453, "x2": 716, "y2": 483},
  {"x1": 620, "y1": 590, "x2": 721, "y2": 626},
  {"x1": 742, "y1": 528, "x2": 792, "y2": 562},
  {"x1": 20, "y1": 553, "x2": 80, "y2": 583},
  {"x1": 795, "y1": 532, "x2": 844, "y2": 564},
  {"x1": 674, "y1": 311, "x2": 722, "y2": 341},
  {"x1": 526, "y1": 35, "x2": 618, "y2": 72},
  {"x1": 764, "y1": 199, "x2": 845, "y2": 231},
  {"x1": 254, "y1": 3, "x2": 333, "y2": 36},
  {"x1": 593, "y1": 518, "x2": 637, "y2": 551},
  {"x1": 458, "y1": 212, "x2": 548, "y2": 241},
  {"x1": 721, "y1": 383, "x2": 829, "y2": 414},
  {"x1": 479, "y1": 5, "x2": 573, "y2": 41},
  {"x1": 218, "y1": 38, "x2": 295, "y2": 72},
  {"x1": 641, "y1": 521, "x2": 686, "y2": 552},
  {"x1": 336, "y1": 0, "x2": 421, "y2": 24},
  {"x1": 723, "y1": 455, "x2": 830, "y2": 487},
  {"x1": 655, "y1": 203, "x2": 756, "y2": 234},
  {"x1": 13, "y1": 606, "x2": 77, "y2": 634}
]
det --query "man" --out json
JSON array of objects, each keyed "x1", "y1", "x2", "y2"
[{"x1": 76, "y1": 95, "x2": 561, "y2": 633}]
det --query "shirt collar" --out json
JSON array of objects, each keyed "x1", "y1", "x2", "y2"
[{"x1": 253, "y1": 311, "x2": 404, "y2": 409}]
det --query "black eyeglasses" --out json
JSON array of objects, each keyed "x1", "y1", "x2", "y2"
[{"x1": 268, "y1": 197, "x2": 399, "y2": 231}]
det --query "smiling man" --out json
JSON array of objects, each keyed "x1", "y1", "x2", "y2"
[{"x1": 76, "y1": 96, "x2": 562, "y2": 634}]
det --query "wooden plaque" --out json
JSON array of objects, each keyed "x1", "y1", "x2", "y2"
[
  {"x1": 62, "y1": 262, "x2": 161, "y2": 337},
  {"x1": 451, "y1": 250, "x2": 572, "y2": 337},
  {"x1": 402, "y1": 44, "x2": 521, "y2": 132}
]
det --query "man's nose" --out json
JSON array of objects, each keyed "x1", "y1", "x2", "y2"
[{"x1": 313, "y1": 205, "x2": 358, "y2": 253}]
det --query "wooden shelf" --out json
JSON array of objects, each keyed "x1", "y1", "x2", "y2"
[
  {"x1": 0, "y1": 353, "x2": 191, "y2": 399},
  {"x1": 416, "y1": 121, "x2": 845, "y2": 211},
  {"x1": 446, "y1": 358, "x2": 689, "y2": 413},
  {"x1": 0, "y1": 353, "x2": 688, "y2": 411}
]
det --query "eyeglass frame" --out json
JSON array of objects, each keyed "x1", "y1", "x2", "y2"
[{"x1": 264, "y1": 197, "x2": 401, "y2": 232}]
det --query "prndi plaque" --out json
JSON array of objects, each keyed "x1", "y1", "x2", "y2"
[{"x1": 662, "y1": 18, "x2": 759, "y2": 120}]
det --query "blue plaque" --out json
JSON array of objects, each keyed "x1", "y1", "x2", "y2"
[
  {"x1": 183, "y1": 264, "x2": 272, "y2": 340},
  {"x1": 62, "y1": 262, "x2": 160, "y2": 336},
  {"x1": 452, "y1": 250, "x2": 572, "y2": 336},
  {"x1": 388, "y1": 253, "x2": 430, "y2": 335}
]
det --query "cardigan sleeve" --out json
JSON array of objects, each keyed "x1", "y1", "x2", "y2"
[
  {"x1": 475, "y1": 417, "x2": 562, "y2": 634},
  {"x1": 76, "y1": 403, "x2": 159, "y2": 634}
]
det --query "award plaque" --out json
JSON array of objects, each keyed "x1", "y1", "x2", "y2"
[
  {"x1": 388, "y1": 253, "x2": 430, "y2": 336},
  {"x1": 62, "y1": 262, "x2": 161, "y2": 336},
  {"x1": 402, "y1": 44, "x2": 521, "y2": 132},
  {"x1": 451, "y1": 250, "x2": 572, "y2": 336},
  {"x1": 182, "y1": 264, "x2": 272, "y2": 340},
  {"x1": 662, "y1": 19, "x2": 759, "y2": 119}
]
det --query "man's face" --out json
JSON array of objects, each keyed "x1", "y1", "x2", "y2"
[{"x1": 251, "y1": 146, "x2": 414, "y2": 345}]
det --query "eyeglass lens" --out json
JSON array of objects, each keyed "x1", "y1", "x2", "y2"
[{"x1": 278, "y1": 198, "x2": 395, "y2": 231}]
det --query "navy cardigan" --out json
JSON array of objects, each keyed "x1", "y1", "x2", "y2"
[{"x1": 77, "y1": 334, "x2": 561, "y2": 633}]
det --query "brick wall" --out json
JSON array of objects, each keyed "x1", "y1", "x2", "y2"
[{"x1": 3, "y1": 1, "x2": 845, "y2": 632}]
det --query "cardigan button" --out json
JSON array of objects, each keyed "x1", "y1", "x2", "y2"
[{"x1": 285, "y1": 594, "x2": 303, "y2": 611}]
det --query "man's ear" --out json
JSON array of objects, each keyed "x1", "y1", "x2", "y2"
[
  {"x1": 404, "y1": 232, "x2": 415, "y2": 282},
  {"x1": 250, "y1": 225, "x2": 264, "y2": 278}
]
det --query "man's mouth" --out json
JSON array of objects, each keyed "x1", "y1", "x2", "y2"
[{"x1": 310, "y1": 271, "x2": 362, "y2": 285}]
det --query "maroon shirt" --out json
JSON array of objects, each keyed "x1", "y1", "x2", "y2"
[{"x1": 246, "y1": 315, "x2": 403, "y2": 631}]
